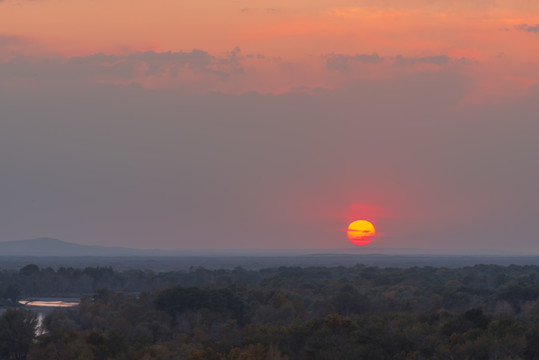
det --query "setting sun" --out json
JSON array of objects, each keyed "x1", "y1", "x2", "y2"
[{"x1": 347, "y1": 220, "x2": 376, "y2": 246}]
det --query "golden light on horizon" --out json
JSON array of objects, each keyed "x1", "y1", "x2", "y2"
[{"x1": 347, "y1": 220, "x2": 376, "y2": 245}]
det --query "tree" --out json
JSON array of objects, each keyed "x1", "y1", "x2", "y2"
[
  {"x1": 43, "y1": 309, "x2": 79, "y2": 334},
  {"x1": 3, "y1": 284, "x2": 22, "y2": 305},
  {"x1": 0, "y1": 308, "x2": 38, "y2": 360},
  {"x1": 19, "y1": 265, "x2": 40, "y2": 277}
]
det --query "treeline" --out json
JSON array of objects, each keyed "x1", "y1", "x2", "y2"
[
  {"x1": 5, "y1": 263, "x2": 539, "y2": 313},
  {"x1": 5, "y1": 264, "x2": 539, "y2": 358}
]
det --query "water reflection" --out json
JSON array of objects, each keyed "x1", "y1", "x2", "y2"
[
  {"x1": 18, "y1": 298, "x2": 80, "y2": 336},
  {"x1": 19, "y1": 300, "x2": 79, "y2": 307}
]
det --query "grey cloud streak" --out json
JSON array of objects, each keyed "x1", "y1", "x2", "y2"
[
  {"x1": 323, "y1": 53, "x2": 471, "y2": 72},
  {"x1": 68, "y1": 48, "x2": 245, "y2": 80},
  {"x1": 324, "y1": 53, "x2": 383, "y2": 71},
  {"x1": 394, "y1": 54, "x2": 471, "y2": 66},
  {"x1": 515, "y1": 24, "x2": 539, "y2": 33},
  {"x1": 0, "y1": 35, "x2": 31, "y2": 51},
  {"x1": 0, "y1": 36, "x2": 21, "y2": 47},
  {"x1": 0, "y1": 47, "x2": 276, "y2": 93}
]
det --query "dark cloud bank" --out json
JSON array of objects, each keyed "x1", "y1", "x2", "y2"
[
  {"x1": 324, "y1": 53, "x2": 471, "y2": 71},
  {"x1": 515, "y1": 24, "x2": 539, "y2": 33},
  {"x1": 0, "y1": 50, "x2": 538, "y2": 252}
]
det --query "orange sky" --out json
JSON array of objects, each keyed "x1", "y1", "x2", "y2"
[
  {"x1": 1, "y1": 0, "x2": 538, "y2": 55},
  {"x1": 1, "y1": 0, "x2": 539, "y2": 97}
]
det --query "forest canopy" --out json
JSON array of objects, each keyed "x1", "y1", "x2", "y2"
[{"x1": 3, "y1": 263, "x2": 539, "y2": 359}]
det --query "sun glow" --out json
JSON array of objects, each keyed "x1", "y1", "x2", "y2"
[{"x1": 347, "y1": 220, "x2": 376, "y2": 245}]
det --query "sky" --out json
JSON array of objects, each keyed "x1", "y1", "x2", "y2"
[{"x1": 1, "y1": 0, "x2": 539, "y2": 251}]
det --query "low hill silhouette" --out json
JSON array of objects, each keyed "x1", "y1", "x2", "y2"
[{"x1": 0, "y1": 237, "x2": 166, "y2": 256}]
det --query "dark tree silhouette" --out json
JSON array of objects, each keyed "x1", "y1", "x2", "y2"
[{"x1": 0, "y1": 308, "x2": 38, "y2": 360}]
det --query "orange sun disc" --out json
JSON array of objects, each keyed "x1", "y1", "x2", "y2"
[{"x1": 347, "y1": 220, "x2": 376, "y2": 245}]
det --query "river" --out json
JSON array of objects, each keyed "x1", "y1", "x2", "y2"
[{"x1": 1, "y1": 298, "x2": 80, "y2": 335}]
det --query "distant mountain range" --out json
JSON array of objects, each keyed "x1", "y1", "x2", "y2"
[
  {"x1": 0, "y1": 237, "x2": 174, "y2": 257},
  {"x1": 0, "y1": 237, "x2": 530, "y2": 257}
]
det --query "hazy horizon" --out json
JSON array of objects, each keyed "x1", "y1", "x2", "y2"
[
  {"x1": 0, "y1": 237, "x2": 537, "y2": 257},
  {"x1": 1, "y1": 0, "x2": 538, "y2": 252}
]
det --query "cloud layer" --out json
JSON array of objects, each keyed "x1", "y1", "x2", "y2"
[
  {"x1": 1, "y1": 63, "x2": 539, "y2": 250},
  {"x1": 515, "y1": 24, "x2": 539, "y2": 33}
]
